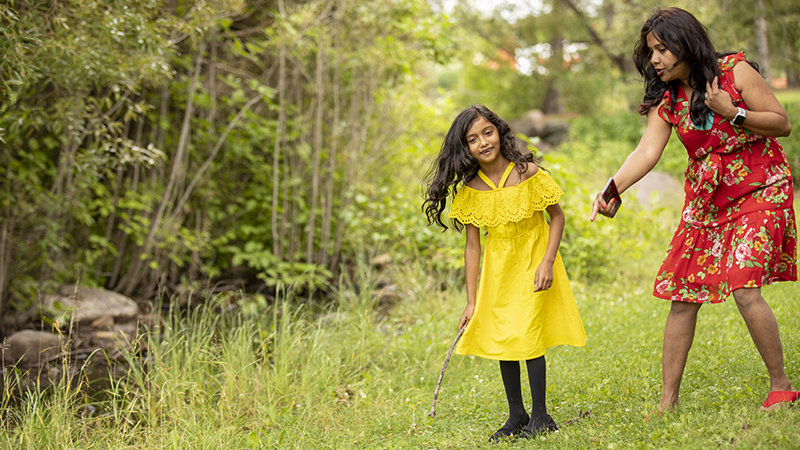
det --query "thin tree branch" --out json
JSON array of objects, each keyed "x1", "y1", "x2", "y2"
[{"x1": 169, "y1": 92, "x2": 263, "y2": 222}]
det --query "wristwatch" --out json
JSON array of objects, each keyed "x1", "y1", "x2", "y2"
[{"x1": 731, "y1": 107, "x2": 746, "y2": 126}]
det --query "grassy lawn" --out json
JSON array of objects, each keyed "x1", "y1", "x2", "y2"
[
  {"x1": 776, "y1": 88, "x2": 800, "y2": 105},
  {"x1": 299, "y1": 277, "x2": 799, "y2": 450},
  {"x1": 4, "y1": 231, "x2": 797, "y2": 449}
]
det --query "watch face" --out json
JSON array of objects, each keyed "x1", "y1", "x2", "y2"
[{"x1": 733, "y1": 108, "x2": 746, "y2": 126}]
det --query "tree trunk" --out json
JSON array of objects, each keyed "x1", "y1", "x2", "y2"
[
  {"x1": 754, "y1": 0, "x2": 771, "y2": 85},
  {"x1": 273, "y1": 1, "x2": 288, "y2": 260},
  {"x1": 307, "y1": 30, "x2": 326, "y2": 265},
  {"x1": 110, "y1": 118, "x2": 144, "y2": 289},
  {"x1": 0, "y1": 219, "x2": 10, "y2": 315},
  {"x1": 322, "y1": 33, "x2": 340, "y2": 269},
  {"x1": 288, "y1": 63, "x2": 304, "y2": 263},
  {"x1": 788, "y1": 68, "x2": 800, "y2": 88},
  {"x1": 543, "y1": 0, "x2": 565, "y2": 115}
]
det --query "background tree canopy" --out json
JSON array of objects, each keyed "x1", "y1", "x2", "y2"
[{"x1": 1, "y1": 0, "x2": 799, "y2": 317}]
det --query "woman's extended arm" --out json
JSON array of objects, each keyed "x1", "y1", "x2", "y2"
[
  {"x1": 590, "y1": 106, "x2": 672, "y2": 221},
  {"x1": 705, "y1": 62, "x2": 791, "y2": 137},
  {"x1": 534, "y1": 203, "x2": 565, "y2": 292},
  {"x1": 458, "y1": 223, "x2": 481, "y2": 330}
]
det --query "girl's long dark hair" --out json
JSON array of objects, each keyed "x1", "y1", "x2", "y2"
[
  {"x1": 422, "y1": 105, "x2": 534, "y2": 231},
  {"x1": 634, "y1": 7, "x2": 757, "y2": 126}
]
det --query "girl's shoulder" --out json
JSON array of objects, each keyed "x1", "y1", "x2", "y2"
[
  {"x1": 464, "y1": 161, "x2": 540, "y2": 190},
  {"x1": 464, "y1": 176, "x2": 486, "y2": 191},
  {"x1": 448, "y1": 167, "x2": 562, "y2": 228},
  {"x1": 517, "y1": 161, "x2": 540, "y2": 184}
]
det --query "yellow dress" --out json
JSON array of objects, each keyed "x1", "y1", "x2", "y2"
[{"x1": 448, "y1": 163, "x2": 586, "y2": 360}]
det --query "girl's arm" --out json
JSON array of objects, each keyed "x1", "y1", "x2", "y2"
[
  {"x1": 705, "y1": 63, "x2": 791, "y2": 137},
  {"x1": 534, "y1": 203, "x2": 564, "y2": 291},
  {"x1": 590, "y1": 106, "x2": 672, "y2": 221},
  {"x1": 458, "y1": 223, "x2": 481, "y2": 330}
]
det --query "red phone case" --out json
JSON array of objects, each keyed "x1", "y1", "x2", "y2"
[{"x1": 600, "y1": 177, "x2": 621, "y2": 218}]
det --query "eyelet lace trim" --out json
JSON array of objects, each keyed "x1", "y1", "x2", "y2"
[{"x1": 448, "y1": 171, "x2": 563, "y2": 228}]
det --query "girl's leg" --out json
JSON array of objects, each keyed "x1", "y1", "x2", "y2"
[
  {"x1": 520, "y1": 356, "x2": 558, "y2": 437},
  {"x1": 526, "y1": 355, "x2": 547, "y2": 419},
  {"x1": 659, "y1": 300, "x2": 702, "y2": 412},
  {"x1": 732, "y1": 288, "x2": 794, "y2": 394},
  {"x1": 490, "y1": 361, "x2": 528, "y2": 441}
]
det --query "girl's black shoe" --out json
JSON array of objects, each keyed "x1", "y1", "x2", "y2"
[
  {"x1": 518, "y1": 413, "x2": 558, "y2": 439},
  {"x1": 488, "y1": 412, "x2": 530, "y2": 442}
]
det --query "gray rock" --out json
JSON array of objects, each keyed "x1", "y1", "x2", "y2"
[
  {"x1": 42, "y1": 285, "x2": 139, "y2": 325},
  {"x1": 510, "y1": 110, "x2": 547, "y2": 137},
  {"x1": 539, "y1": 121, "x2": 570, "y2": 147},
  {"x1": 0, "y1": 308, "x2": 33, "y2": 329},
  {"x1": 2, "y1": 330, "x2": 63, "y2": 365},
  {"x1": 90, "y1": 315, "x2": 115, "y2": 330},
  {"x1": 630, "y1": 171, "x2": 683, "y2": 210},
  {"x1": 509, "y1": 110, "x2": 570, "y2": 151}
]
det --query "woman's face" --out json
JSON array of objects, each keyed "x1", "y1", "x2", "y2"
[
  {"x1": 647, "y1": 32, "x2": 690, "y2": 86},
  {"x1": 465, "y1": 115, "x2": 501, "y2": 164}
]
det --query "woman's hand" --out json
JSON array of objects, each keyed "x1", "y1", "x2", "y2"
[
  {"x1": 704, "y1": 76, "x2": 738, "y2": 119},
  {"x1": 458, "y1": 303, "x2": 474, "y2": 330},
  {"x1": 589, "y1": 193, "x2": 618, "y2": 222},
  {"x1": 534, "y1": 262, "x2": 554, "y2": 292},
  {"x1": 707, "y1": 64, "x2": 791, "y2": 137}
]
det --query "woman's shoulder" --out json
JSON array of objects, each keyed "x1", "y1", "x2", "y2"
[
  {"x1": 656, "y1": 91, "x2": 675, "y2": 118},
  {"x1": 719, "y1": 52, "x2": 747, "y2": 73}
]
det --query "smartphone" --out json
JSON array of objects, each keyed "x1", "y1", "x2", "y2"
[{"x1": 600, "y1": 177, "x2": 622, "y2": 218}]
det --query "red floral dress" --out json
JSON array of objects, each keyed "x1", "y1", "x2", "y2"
[{"x1": 654, "y1": 52, "x2": 797, "y2": 303}]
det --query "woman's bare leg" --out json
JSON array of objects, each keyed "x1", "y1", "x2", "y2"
[
  {"x1": 658, "y1": 301, "x2": 702, "y2": 411},
  {"x1": 732, "y1": 288, "x2": 794, "y2": 394}
]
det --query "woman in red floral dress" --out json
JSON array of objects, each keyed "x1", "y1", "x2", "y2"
[{"x1": 591, "y1": 7, "x2": 798, "y2": 412}]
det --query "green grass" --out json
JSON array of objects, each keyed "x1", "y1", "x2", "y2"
[
  {"x1": 775, "y1": 88, "x2": 800, "y2": 105},
  {"x1": 1, "y1": 247, "x2": 797, "y2": 449}
]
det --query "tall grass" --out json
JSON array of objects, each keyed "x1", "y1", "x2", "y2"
[{"x1": 1, "y1": 242, "x2": 797, "y2": 449}]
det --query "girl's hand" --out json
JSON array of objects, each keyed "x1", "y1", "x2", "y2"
[
  {"x1": 458, "y1": 303, "x2": 474, "y2": 330},
  {"x1": 534, "y1": 262, "x2": 554, "y2": 292}
]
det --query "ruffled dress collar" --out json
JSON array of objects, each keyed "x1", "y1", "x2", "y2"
[{"x1": 448, "y1": 162, "x2": 563, "y2": 228}]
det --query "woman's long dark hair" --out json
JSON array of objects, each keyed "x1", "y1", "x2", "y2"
[
  {"x1": 634, "y1": 7, "x2": 720, "y2": 126},
  {"x1": 422, "y1": 105, "x2": 534, "y2": 231}
]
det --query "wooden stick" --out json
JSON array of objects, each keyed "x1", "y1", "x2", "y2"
[{"x1": 428, "y1": 325, "x2": 466, "y2": 418}]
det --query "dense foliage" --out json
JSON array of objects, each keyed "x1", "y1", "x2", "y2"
[
  {"x1": 0, "y1": 0, "x2": 456, "y2": 312},
  {"x1": 1, "y1": 0, "x2": 799, "y2": 318}
]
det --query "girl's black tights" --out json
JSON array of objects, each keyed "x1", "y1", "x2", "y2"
[{"x1": 499, "y1": 356, "x2": 547, "y2": 422}]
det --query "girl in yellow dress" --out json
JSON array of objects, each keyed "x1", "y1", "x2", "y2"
[{"x1": 423, "y1": 105, "x2": 586, "y2": 441}]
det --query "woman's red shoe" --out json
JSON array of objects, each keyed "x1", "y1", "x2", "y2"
[{"x1": 761, "y1": 391, "x2": 800, "y2": 411}]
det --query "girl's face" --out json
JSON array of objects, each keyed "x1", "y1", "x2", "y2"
[
  {"x1": 466, "y1": 115, "x2": 501, "y2": 164},
  {"x1": 647, "y1": 32, "x2": 690, "y2": 86}
]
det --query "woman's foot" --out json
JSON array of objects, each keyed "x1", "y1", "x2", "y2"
[
  {"x1": 488, "y1": 412, "x2": 530, "y2": 442},
  {"x1": 645, "y1": 400, "x2": 677, "y2": 422},
  {"x1": 518, "y1": 413, "x2": 558, "y2": 439},
  {"x1": 761, "y1": 390, "x2": 800, "y2": 412}
]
